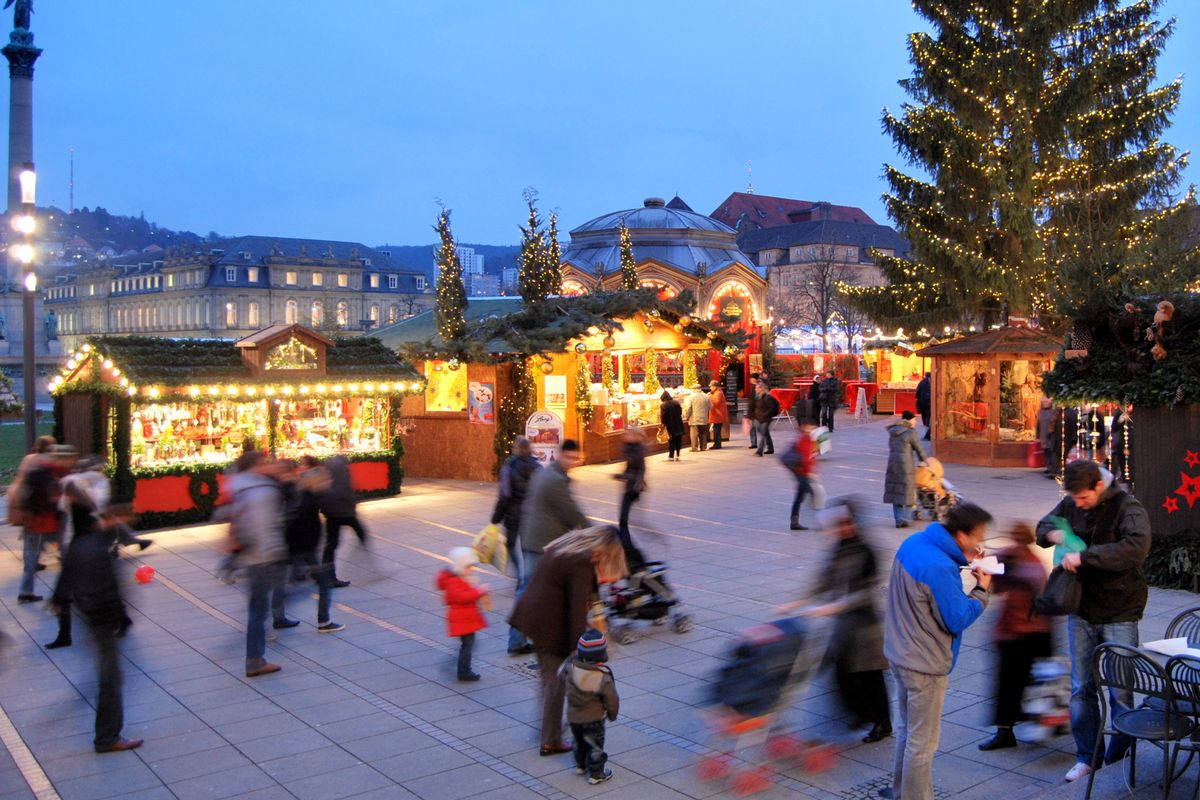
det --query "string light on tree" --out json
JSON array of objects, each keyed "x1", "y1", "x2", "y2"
[
  {"x1": 434, "y1": 208, "x2": 468, "y2": 342},
  {"x1": 618, "y1": 222, "x2": 638, "y2": 291}
]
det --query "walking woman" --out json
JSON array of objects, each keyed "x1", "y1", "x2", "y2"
[
  {"x1": 883, "y1": 411, "x2": 926, "y2": 528},
  {"x1": 779, "y1": 499, "x2": 891, "y2": 744},
  {"x1": 509, "y1": 526, "x2": 627, "y2": 757},
  {"x1": 614, "y1": 427, "x2": 647, "y2": 568},
  {"x1": 659, "y1": 390, "x2": 685, "y2": 462}
]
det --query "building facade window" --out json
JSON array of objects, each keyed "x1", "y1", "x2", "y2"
[
  {"x1": 337, "y1": 273, "x2": 349, "y2": 288},
  {"x1": 248, "y1": 301, "x2": 260, "y2": 327},
  {"x1": 369, "y1": 303, "x2": 379, "y2": 323},
  {"x1": 285, "y1": 299, "x2": 298, "y2": 324},
  {"x1": 225, "y1": 302, "x2": 237, "y2": 327},
  {"x1": 311, "y1": 301, "x2": 323, "y2": 327},
  {"x1": 415, "y1": 276, "x2": 426, "y2": 290},
  {"x1": 388, "y1": 304, "x2": 398, "y2": 324},
  {"x1": 247, "y1": 267, "x2": 260, "y2": 283},
  {"x1": 336, "y1": 300, "x2": 349, "y2": 328},
  {"x1": 312, "y1": 272, "x2": 324, "y2": 287},
  {"x1": 226, "y1": 267, "x2": 237, "y2": 282},
  {"x1": 286, "y1": 270, "x2": 298, "y2": 286},
  {"x1": 369, "y1": 274, "x2": 379, "y2": 288}
]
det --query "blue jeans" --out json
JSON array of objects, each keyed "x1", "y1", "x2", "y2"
[
  {"x1": 754, "y1": 421, "x2": 773, "y2": 454},
  {"x1": 292, "y1": 552, "x2": 333, "y2": 624},
  {"x1": 21, "y1": 531, "x2": 57, "y2": 595},
  {"x1": 791, "y1": 476, "x2": 812, "y2": 521},
  {"x1": 245, "y1": 562, "x2": 286, "y2": 667},
  {"x1": 892, "y1": 504, "x2": 911, "y2": 525},
  {"x1": 509, "y1": 549, "x2": 542, "y2": 651},
  {"x1": 457, "y1": 632, "x2": 476, "y2": 677},
  {"x1": 1068, "y1": 616, "x2": 1139, "y2": 766}
]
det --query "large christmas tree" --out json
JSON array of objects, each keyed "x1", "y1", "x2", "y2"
[
  {"x1": 517, "y1": 193, "x2": 561, "y2": 303},
  {"x1": 434, "y1": 208, "x2": 468, "y2": 341},
  {"x1": 847, "y1": 0, "x2": 1193, "y2": 329}
]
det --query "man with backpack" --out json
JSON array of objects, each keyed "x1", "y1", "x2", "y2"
[{"x1": 1035, "y1": 460, "x2": 1151, "y2": 784}]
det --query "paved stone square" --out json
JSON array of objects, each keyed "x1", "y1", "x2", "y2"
[{"x1": 0, "y1": 416, "x2": 1196, "y2": 799}]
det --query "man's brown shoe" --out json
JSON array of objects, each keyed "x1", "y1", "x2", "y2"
[
  {"x1": 95, "y1": 738, "x2": 143, "y2": 753},
  {"x1": 539, "y1": 742, "x2": 572, "y2": 756},
  {"x1": 246, "y1": 662, "x2": 282, "y2": 677}
]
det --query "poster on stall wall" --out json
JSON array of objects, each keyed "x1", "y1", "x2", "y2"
[
  {"x1": 544, "y1": 375, "x2": 568, "y2": 409},
  {"x1": 526, "y1": 410, "x2": 564, "y2": 464},
  {"x1": 813, "y1": 355, "x2": 826, "y2": 373},
  {"x1": 468, "y1": 381, "x2": 495, "y2": 424},
  {"x1": 424, "y1": 361, "x2": 468, "y2": 412}
]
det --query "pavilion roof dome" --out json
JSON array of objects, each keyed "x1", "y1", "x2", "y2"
[{"x1": 570, "y1": 197, "x2": 736, "y2": 235}]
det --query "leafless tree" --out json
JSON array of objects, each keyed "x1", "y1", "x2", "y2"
[{"x1": 773, "y1": 246, "x2": 873, "y2": 351}]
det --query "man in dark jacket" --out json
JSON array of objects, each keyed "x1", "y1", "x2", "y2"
[
  {"x1": 818, "y1": 371, "x2": 841, "y2": 431},
  {"x1": 518, "y1": 440, "x2": 589, "y2": 586},
  {"x1": 493, "y1": 436, "x2": 541, "y2": 654},
  {"x1": 53, "y1": 483, "x2": 142, "y2": 753},
  {"x1": 659, "y1": 390, "x2": 686, "y2": 462},
  {"x1": 1036, "y1": 460, "x2": 1151, "y2": 784},
  {"x1": 915, "y1": 373, "x2": 932, "y2": 440},
  {"x1": 320, "y1": 455, "x2": 368, "y2": 587},
  {"x1": 746, "y1": 374, "x2": 761, "y2": 450},
  {"x1": 753, "y1": 383, "x2": 779, "y2": 456}
]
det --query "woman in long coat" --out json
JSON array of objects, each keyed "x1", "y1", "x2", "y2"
[
  {"x1": 883, "y1": 410, "x2": 926, "y2": 528},
  {"x1": 659, "y1": 390, "x2": 685, "y2": 462},
  {"x1": 509, "y1": 526, "x2": 627, "y2": 757},
  {"x1": 779, "y1": 498, "x2": 891, "y2": 743}
]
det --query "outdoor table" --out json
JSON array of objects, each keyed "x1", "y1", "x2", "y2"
[{"x1": 769, "y1": 388, "x2": 801, "y2": 424}]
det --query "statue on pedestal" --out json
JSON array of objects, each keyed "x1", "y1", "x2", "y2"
[
  {"x1": 0, "y1": 310, "x2": 8, "y2": 340},
  {"x1": 4, "y1": 0, "x2": 31, "y2": 32},
  {"x1": 43, "y1": 308, "x2": 55, "y2": 340}
]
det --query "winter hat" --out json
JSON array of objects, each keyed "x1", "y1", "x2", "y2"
[
  {"x1": 577, "y1": 628, "x2": 608, "y2": 663},
  {"x1": 448, "y1": 546, "x2": 478, "y2": 575}
]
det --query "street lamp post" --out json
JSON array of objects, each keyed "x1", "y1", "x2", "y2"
[{"x1": 14, "y1": 161, "x2": 36, "y2": 452}]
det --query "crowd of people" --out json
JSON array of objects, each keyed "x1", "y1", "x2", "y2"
[{"x1": 5, "y1": 393, "x2": 1155, "y2": 799}]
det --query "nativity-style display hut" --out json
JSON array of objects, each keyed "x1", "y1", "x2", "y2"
[
  {"x1": 917, "y1": 324, "x2": 1061, "y2": 467},
  {"x1": 1044, "y1": 295, "x2": 1199, "y2": 556},
  {"x1": 50, "y1": 324, "x2": 421, "y2": 528},
  {"x1": 375, "y1": 291, "x2": 742, "y2": 482}
]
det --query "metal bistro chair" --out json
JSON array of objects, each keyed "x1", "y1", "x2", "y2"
[
  {"x1": 1084, "y1": 643, "x2": 1195, "y2": 800},
  {"x1": 1166, "y1": 607, "x2": 1200, "y2": 642},
  {"x1": 1167, "y1": 655, "x2": 1200, "y2": 799}
]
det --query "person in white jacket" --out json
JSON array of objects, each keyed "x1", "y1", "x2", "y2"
[{"x1": 682, "y1": 384, "x2": 712, "y2": 452}]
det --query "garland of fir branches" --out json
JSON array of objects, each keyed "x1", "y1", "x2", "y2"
[
  {"x1": 682, "y1": 350, "x2": 698, "y2": 388},
  {"x1": 644, "y1": 347, "x2": 661, "y2": 394},
  {"x1": 575, "y1": 356, "x2": 593, "y2": 427},
  {"x1": 493, "y1": 358, "x2": 536, "y2": 476}
]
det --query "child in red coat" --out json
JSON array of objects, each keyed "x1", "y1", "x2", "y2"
[{"x1": 437, "y1": 547, "x2": 490, "y2": 681}]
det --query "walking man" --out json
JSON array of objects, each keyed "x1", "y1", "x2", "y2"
[
  {"x1": 753, "y1": 382, "x2": 779, "y2": 456},
  {"x1": 746, "y1": 374, "x2": 761, "y2": 450},
  {"x1": 320, "y1": 455, "x2": 369, "y2": 587},
  {"x1": 518, "y1": 439, "x2": 589, "y2": 593},
  {"x1": 1036, "y1": 460, "x2": 1150, "y2": 783},
  {"x1": 683, "y1": 383, "x2": 711, "y2": 451},
  {"x1": 882, "y1": 503, "x2": 993, "y2": 800},
  {"x1": 819, "y1": 371, "x2": 841, "y2": 431},
  {"x1": 492, "y1": 436, "x2": 541, "y2": 655},
  {"x1": 708, "y1": 380, "x2": 728, "y2": 449},
  {"x1": 916, "y1": 372, "x2": 932, "y2": 440}
]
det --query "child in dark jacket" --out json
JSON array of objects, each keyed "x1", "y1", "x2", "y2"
[
  {"x1": 559, "y1": 628, "x2": 620, "y2": 785},
  {"x1": 437, "y1": 547, "x2": 490, "y2": 681}
]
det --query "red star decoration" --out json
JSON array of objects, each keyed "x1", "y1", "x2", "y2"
[
  {"x1": 1187, "y1": 450, "x2": 1200, "y2": 469},
  {"x1": 1176, "y1": 472, "x2": 1200, "y2": 508},
  {"x1": 1163, "y1": 496, "x2": 1180, "y2": 514}
]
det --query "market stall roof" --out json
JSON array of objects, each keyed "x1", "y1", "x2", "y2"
[
  {"x1": 374, "y1": 298, "x2": 522, "y2": 352},
  {"x1": 51, "y1": 328, "x2": 419, "y2": 396},
  {"x1": 917, "y1": 325, "x2": 1062, "y2": 357}
]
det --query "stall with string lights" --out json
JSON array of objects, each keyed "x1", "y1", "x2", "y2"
[
  {"x1": 50, "y1": 324, "x2": 422, "y2": 528},
  {"x1": 917, "y1": 324, "x2": 1061, "y2": 467}
]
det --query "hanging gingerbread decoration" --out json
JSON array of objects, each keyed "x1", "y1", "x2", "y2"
[{"x1": 1145, "y1": 300, "x2": 1175, "y2": 361}]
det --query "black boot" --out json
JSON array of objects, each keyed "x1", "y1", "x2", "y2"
[
  {"x1": 978, "y1": 727, "x2": 1017, "y2": 751},
  {"x1": 862, "y1": 722, "x2": 892, "y2": 743},
  {"x1": 790, "y1": 518, "x2": 807, "y2": 531}
]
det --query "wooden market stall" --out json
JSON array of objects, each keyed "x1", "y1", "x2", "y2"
[
  {"x1": 917, "y1": 325, "x2": 1061, "y2": 467},
  {"x1": 50, "y1": 324, "x2": 422, "y2": 528},
  {"x1": 377, "y1": 292, "x2": 742, "y2": 481}
]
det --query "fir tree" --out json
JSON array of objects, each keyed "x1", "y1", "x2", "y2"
[
  {"x1": 517, "y1": 192, "x2": 558, "y2": 303},
  {"x1": 846, "y1": 0, "x2": 1193, "y2": 329},
  {"x1": 546, "y1": 211, "x2": 563, "y2": 296},
  {"x1": 618, "y1": 222, "x2": 638, "y2": 291},
  {"x1": 434, "y1": 208, "x2": 467, "y2": 342}
]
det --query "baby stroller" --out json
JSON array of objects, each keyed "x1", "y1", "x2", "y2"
[
  {"x1": 914, "y1": 457, "x2": 961, "y2": 521},
  {"x1": 698, "y1": 616, "x2": 836, "y2": 796},
  {"x1": 1014, "y1": 657, "x2": 1071, "y2": 743},
  {"x1": 606, "y1": 561, "x2": 691, "y2": 644}
]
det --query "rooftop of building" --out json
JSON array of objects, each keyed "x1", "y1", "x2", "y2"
[
  {"x1": 736, "y1": 218, "x2": 911, "y2": 259},
  {"x1": 710, "y1": 191, "x2": 876, "y2": 230}
]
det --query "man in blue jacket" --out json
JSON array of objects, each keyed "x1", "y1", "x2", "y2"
[{"x1": 882, "y1": 503, "x2": 993, "y2": 800}]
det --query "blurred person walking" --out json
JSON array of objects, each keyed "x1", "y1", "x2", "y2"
[
  {"x1": 978, "y1": 523, "x2": 1050, "y2": 752},
  {"x1": 883, "y1": 411, "x2": 927, "y2": 528},
  {"x1": 286, "y1": 457, "x2": 344, "y2": 633},
  {"x1": 493, "y1": 436, "x2": 541, "y2": 655},
  {"x1": 881, "y1": 503, "x2": 993, "y2": 800},
  {"x1": 753, "y1": 382, "x2": 779, "y2": 456},
  {"x1": 16, "y1": 445, "x2": 73, "y2": 603},
  {"x1": 509, "y1": 526, "x2": 627, "y2": 757},
  {"x1": 320, "y1": 454, "x2": 369, "y2": 587},
  {"x1": 518, "y1": 440, "x2": 589, "y2": 593},
  {"x1": 613, "y1": 427, "x2": 647, "y2": 568},
  {"x1": 659, "y1": 391, "x2": 685, "y2": 462},
  {"x1": 708, "y1": 380, "x2": 728, "y2": 448},
  {"x1": 779, "y1": 498, "x2": 891, "y2": 743}
]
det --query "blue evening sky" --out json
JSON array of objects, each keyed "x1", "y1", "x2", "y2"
[{"x1": 19, "y1": 1, "x2": 1200, "y2": 246}]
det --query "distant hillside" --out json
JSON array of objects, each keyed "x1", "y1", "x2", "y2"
[
  {"x1": 375, "y1": 243, "x2": 522, "y2": 279},
  {"x1": 44, "y1": 206, "x2": 205, "y2": 254}
]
